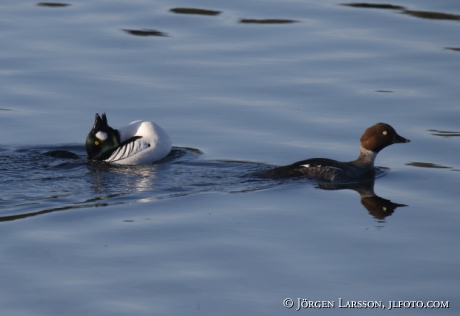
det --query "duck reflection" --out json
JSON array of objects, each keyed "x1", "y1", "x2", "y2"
[
  {"x1": 317, "y1": 174, "x2": 407, "y2": 221},
  {"x1": 87, "y1": 161, "x2": 159, "y2": 196}
]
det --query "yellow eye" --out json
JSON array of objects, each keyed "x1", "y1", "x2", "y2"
[
  {"x1": 382, "y1": 131, "x2": 387, "y2": 135},
  {"x1": 95, "y1": 140, "x2": 100, "y2": 146}
]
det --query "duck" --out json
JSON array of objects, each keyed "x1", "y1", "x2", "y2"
[
  {"x1": 86, "y1": 112, "x2": 171, "y2": 165},
  {"x1": 255, "y1": 123, "x2": 410, "y2": 183}
]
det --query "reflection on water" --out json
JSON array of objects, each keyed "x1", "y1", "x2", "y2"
[
  {"x1": 318, "y1": 174, "x2": 407, "y2": 221},
  {"x1": 404, "y1": 10, "x2": 460, "y2": 21},
  {"x1": 341, "y1": 3, "x2": 405, "y2": 10},
  {"x1": 42, "y1": 150, "x2": 79, "y2": 159},
  {"x1": 0, "y1": 145, "x2": 267, "y2": 222},
  {"x1": 407, "y1": 162, "x2": 451, "y2": 169},
  {"x1": 446, "y1": 47, "x2": 460, "y2": 52},
  {"x1": 122, "y1": 29, "x2": 168, "y2": 37},
  {"x1": 0, "y1": 1, "x2": 457, "y2": 314},
  {"x1": 429, "y1": 129, "x2": 460, "y2": 137},
  {"x1": 170, "y1": 8, "x2": 221, "y2": 16},
  {"x1": 0, "y1": 144, "x2": 408, "y2": 223},
  {"x1": 239, "y1": 19, "x2": 297, "y2": 24},
  {"x1": 36, "y1": 2, "x2": 70, "y2": 7},
  {"x1": 342, "y1": 3, "x2": 460, "y2": 22}
]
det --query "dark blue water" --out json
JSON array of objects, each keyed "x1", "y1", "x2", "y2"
[
  {"x1": 0, "y1": 146, "x2": 280, "y2": 220},
  {"x1": 1, "y1": 0, "x2": 459, "y2": 315}
]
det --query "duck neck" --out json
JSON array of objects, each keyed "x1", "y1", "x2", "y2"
[{"x1": 350, "y1": 146, "x2": 377, "y2": 170}]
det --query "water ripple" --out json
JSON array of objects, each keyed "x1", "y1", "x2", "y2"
[{"x1": 0, "y1": 145, "x2": 275, "y2": 221}]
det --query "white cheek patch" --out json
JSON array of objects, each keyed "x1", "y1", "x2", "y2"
[{"x1": 95, "y1": 131, "x2": 108, "y2": 141}]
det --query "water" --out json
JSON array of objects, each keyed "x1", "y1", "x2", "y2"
[{"x1": 0, "y1": 0, "x2": 459, "y2": 315}]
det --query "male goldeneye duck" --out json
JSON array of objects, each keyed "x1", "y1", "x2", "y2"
[
  {"x1": 86, "y1": 112, "x2": 171, "y2": 165},
  {"x1": 256, "y1": 123, "x2": 410, "y2": 183}
]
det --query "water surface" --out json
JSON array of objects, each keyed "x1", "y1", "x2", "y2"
[{"x1": 0, "y1": 0, "x2": 459, "y2": 315}]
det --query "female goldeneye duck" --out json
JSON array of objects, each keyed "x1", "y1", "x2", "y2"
[
  {"x1": 86, "y1": 112, "x2": 172, "y2": 165},
  {"x1": 256, "y1": 123, "x2": 410, "y2": 183}
]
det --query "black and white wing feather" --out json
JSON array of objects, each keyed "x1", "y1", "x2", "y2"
[{"x1": 105, "y1": 136, "x2": 149, "y2": 162}]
